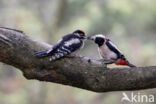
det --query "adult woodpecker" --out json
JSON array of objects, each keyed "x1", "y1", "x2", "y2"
[
  {"x1": 35, "y1": 30, "x2": 87, "y2": 61},
  {"x1": 88, "y1": 34, "x2": 136, "y2": 67}
]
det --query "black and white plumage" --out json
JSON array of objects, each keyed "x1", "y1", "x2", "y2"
[
  {"x1": 35, "y1": 30, "x2": 87, "y2": 61},
  {"x1": 88, "y1": 34, "x2": 136, "y2": 67}
]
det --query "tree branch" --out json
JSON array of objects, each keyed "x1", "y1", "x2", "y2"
[{"x1": 0, "y1": 27, "x2": 156, "y2": 92}]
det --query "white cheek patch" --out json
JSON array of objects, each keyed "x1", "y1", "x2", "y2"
[{"x1": 64, "y1": 38, "x2": 80, "y2": 47}]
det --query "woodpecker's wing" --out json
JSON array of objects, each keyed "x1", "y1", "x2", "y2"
[
  {"x1": 105, "y1": 39, "x2": 124, "y2": 58},
  {"x1": 47, "y1": 34, "x2": 78, "y2": 54},
  {"x1": 35, "y1": 34, "x2": 83, "y2": 61},
  {"x1": 46, "y1": 39, "x2": 63, "y2": 54},
  {"x1": 35, "y1": 34, "x2": 75, "y2": 58},
  {"x1": 50, "y1": 35, "x2": 83, "y2": 61},
  {"x1": 35, "y1": 39, "x2": 62, "y2": 57}
]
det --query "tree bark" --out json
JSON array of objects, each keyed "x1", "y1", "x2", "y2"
[{"x1": 0, "y1": 27, "x2": 156, "y2": 92}]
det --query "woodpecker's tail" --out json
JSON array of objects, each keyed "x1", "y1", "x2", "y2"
[
  {"x1": 35, "y1": 50, "x2": 50, "y2": 58},
  {"x1": 127, "y1": 62, "x2": 136, "y2": 67}
]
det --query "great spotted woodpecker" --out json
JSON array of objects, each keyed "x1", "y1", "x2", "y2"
[
  {"x1": 35, "y1": 30, "x2": 87, "y2": 61},
  {"x1": 88, "y1": 34, "x2": 136, "y2": 67}
]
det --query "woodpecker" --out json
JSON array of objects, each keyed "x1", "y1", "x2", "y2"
[
  {"x1": 88, "y1": 34, "x2": 136, "y2": 67},
  {"x1": 35, "y1": 30, "x2": 87, "y2": 61}
]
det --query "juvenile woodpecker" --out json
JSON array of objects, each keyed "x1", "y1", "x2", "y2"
[
  {"x1": 88, "y1": 34, "x2": 136, "y2": 67},
  {"x1": 35, "y1": 30, "x2": 87, "y2": 61}
]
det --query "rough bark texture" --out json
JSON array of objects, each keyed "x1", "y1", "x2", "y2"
[{"x1": 0, "y1": 27, "x2": 156, "y2": 92}]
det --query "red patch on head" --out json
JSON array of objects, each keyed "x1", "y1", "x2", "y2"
[
  {"x1": 115, "y1": 59, "x2": 129, "y2": 66},
  {"x1": 79, "y1": 30, "x2": 85, "y2": 34},
  {"x1": 103, "y1": 38, "x2": 106, "y2": 42}
]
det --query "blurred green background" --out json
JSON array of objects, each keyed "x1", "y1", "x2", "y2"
[{"x1": 0, "y1": 0, "x2": 156, "y2": 104}]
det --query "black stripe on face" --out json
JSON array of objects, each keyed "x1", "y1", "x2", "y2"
[{"x1": 95, "y1": 37, "x2": 105, "y2": 47}]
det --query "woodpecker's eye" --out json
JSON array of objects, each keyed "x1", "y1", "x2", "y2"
[{"x1": 79, "y1": 33, "x2": 85, "y2": 37}]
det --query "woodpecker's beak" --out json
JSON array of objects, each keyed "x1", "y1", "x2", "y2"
[
  {"x1": 83, "y1": 34, "x2": 88, "y2": 39},
  {"x1": 87, "y1": 36, "x2": 94, "y2": 41}
]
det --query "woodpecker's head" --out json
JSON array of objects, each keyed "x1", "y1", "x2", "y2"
[
  {"x1": 73, "y1": 30, "x2": 87, "y2": 39},
  {"x1": 88, "y1": 34, "x2": 106, "y2": 47}
]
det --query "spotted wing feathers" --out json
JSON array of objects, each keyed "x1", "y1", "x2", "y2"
[
  {"x1": 49, "y1": 39, "x2": 82, "y2": 61},
  {"x1": 49, "y1": 46, "x2": 72, "y2": 61},
  {"x1": 35, "y1": 40, "x2": 61, "y2": 58},
  {"x1": 35, "y1": 34, "x2": 83, "y2": 61}
]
